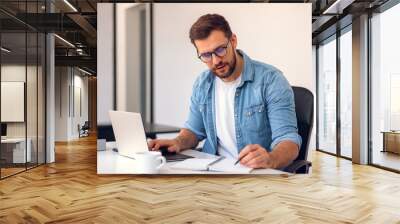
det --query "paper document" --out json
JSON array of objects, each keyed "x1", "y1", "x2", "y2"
[
  {"x1": 208, "y1": 158, "x2": 253, "y2": 173},
  {"x1": 170, "y1": 158, "x2": 220, "y2": 171},
  {"x1": 170, "y1": 157, "x2": 253, "y2": 173}
]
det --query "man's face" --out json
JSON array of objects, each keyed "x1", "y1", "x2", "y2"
[{"x1": 194, "y1": 30, "x2": 237, "y2": 79}]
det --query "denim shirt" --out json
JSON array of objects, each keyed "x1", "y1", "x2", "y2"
[{"x1": 184, "y1": 50, "x2": 302, "y2": 155}]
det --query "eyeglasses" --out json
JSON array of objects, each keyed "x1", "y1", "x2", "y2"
[{"x1": 197, "y1": 40, "x2": 230, "y2": 63}]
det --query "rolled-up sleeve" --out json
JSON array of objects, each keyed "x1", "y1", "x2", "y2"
[
  {"x1": 183, "y1": 78, "x2": 207, "y2": 141},
  {"x1": 265, "y1": 71, "x2": 302, "y2": 150}
]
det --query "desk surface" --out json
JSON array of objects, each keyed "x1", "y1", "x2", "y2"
[
  {"x1": 1, "y1": 138, "x2": 28, "y2": 143},
  {"x1": 97, "y1": 143, "x2": 289, "y2": 175},
  {"x1": 381, "y1": 131, "x2": 400, "y2": 134}
]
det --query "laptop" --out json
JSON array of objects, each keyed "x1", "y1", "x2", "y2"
[
  {"x1": 109, "y1": 111, "x2": 193, "y2": 161},
  {"x1": 109, "y1": 111, "x2": 148, "y2": 159}
]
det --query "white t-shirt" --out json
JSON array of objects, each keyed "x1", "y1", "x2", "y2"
[{"x1": 215, "y1": 75, "x2": 242, "y2": 159}]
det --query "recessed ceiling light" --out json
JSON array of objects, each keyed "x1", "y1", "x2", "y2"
[
  {"x1": 63, "y1": 0, "x2": 78, "y2": 12},
  {"x1": 323, "y1": 0, "x2": 355, "y2": 15},
  {"x1": 1, "y1": 47, "x2": 11, "y2": 53},
  {"x1": 54, "y1": 34, "x2": 75, "y2": 48},
  {"x1": 78, "y1": 67, "x2": 93, "y2": 76}
]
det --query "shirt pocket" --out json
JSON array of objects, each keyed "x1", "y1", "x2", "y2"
[
  {"x1": 198, "y1": 103, "x2": 206, "y2": 113},
  {"x1": 198, "y1": 103, "x2": 209, "y2": 123},
  {"x1": 243, "y1": 103, "x2": 267, "y2": 132}
]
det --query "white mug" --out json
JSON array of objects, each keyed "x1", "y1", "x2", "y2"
[{"x1": 134, "y1": 151, "x2": 166, "y2": 174}]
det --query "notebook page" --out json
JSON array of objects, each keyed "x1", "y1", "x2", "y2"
[
  {"x1": 170, "y1": 158, "x2": 219, "y2": 171},
  {"x1": 208, "y1": 158, "x2": 253, "y2": 173}
]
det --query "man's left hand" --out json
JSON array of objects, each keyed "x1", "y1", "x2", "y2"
[{"x1": 238, "y1": 144, "x2": 275, "y2": 169}]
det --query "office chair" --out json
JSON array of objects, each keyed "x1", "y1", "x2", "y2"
[
  {"x1": 283, "y1": 86, "x2": 314, "y2": 174},
  {"x1": 79, "y1": 121, "x2": 90, "y2": 138}
]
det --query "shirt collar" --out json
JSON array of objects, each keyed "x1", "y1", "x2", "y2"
[
  {"x1": 236, "y1": 49, "x2": 254, "y2": 87},
  {"x1": 204, "y1": 49, "x2": 254, "y2": 92}
]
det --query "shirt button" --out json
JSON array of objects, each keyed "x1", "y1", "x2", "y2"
[
  {"x1": 236, "y1": 93, "x2": 239, "y2": 97},
  {"x1": 234, "y1": 113, "x2": 238, "y2": 117}
]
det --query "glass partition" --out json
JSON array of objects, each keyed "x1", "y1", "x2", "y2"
[
  {"x1": 339, "y1": 28, "x2": 352, "y2": 158},
  {"x1": 370, "y1": 3, "x2": 400, "y2": 171},
  {"x1": 0, "y1": 1, "x2": 46, "y2": 179},
  {"x1": 1, "y1": 30, "x2": 28, "y2": 177}
]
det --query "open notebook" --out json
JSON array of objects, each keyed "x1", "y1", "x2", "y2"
[{"x1": 170, "y1": 157, "x2": 253, "y2": 173}]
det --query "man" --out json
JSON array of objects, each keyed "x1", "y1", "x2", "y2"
[{"x1": 148, "y1": 14, "x2": 301, "y2": 169}]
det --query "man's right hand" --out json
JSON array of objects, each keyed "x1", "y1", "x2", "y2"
[
  {"x1": 147, "y1": 139, "x2": 181, "y2": 153},
  {"x1": 148, "y1": 129, "x2": 199, "y2": 154}
]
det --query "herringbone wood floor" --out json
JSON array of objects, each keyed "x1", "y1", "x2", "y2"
[{"x1": 1, "y1": 135, "x2": 400, "y2": 224}]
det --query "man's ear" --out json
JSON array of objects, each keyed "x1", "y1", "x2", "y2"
[
  {"x1": 231, "y1": 33, "x2": 238, "y2": 49},
  {"x1": 192, "y1": 40, "x2": 200, "y2": 51}
]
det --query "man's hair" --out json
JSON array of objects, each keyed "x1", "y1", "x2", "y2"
[{"x1": 189, "y1": 14, "x2": 232, "y2": 45}]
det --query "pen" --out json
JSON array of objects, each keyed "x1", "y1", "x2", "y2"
[{"x1": 234, "y1": 156, "x2": 243, "y2": 165}]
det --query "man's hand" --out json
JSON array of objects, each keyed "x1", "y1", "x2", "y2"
[
  {"x1": 147, "y1": 139, "x2": 181, "y2": 153},
  {"x1": 238, "y1": 141, "x2": 299, "y2": 169},
  {"x1": 147, "y1": 128, "x2": 199, "y2": 153},
  {"x1": 238, "y1": 144, "x2": 275, "y2": 169}
]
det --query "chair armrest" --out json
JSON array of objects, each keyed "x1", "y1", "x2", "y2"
[{"x1": 284, "y1": 160, "x2": 312, "y2": 174}]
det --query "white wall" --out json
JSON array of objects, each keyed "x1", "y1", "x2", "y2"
[
  {"x1": 97, "y1": 3, "x2": 151, "y2": 125},
  {"x1": 73, "y1": 74, "x2": 89, "y2": 137},
  {"x1": 55, "y1": 67, "x2": 69, "y2": 141},
  {"x1": 97, "y1": 3, "x2": 115, "y2": 125},
  {"x1": 116, "y1": 3, "x2": 141, "y2": 113},
  {"x1": 55, "y1": 67, "x2": 89, "y2": 141},
  {"x1": 1, "y1": 65, "x2": 37, "y2": 137},
  {"x1": 1, "y1": 64, "x2": 46, "y2": 163},
  {"x1": 153, "y1": 3, "x2": 314, "y2": 157},
  {"x1": 1, "y1": 82, "x2": 24, "y2": 122}
]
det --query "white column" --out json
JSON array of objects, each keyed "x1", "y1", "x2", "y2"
[
  {"x1": 46, "y1": 33, "x2": 55, "y2": 163},
  {"x1": 97, "y1": 3, "x2": 115, "y2": 125},
  {"x1": 352, "y1": 14, "x2": 369, "y2": 164}
]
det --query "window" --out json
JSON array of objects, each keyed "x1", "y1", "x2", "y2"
[
  {"x1": 339, "y1": 28, "x2": 352, "y2": 158},
  {"x1": 317, "y1": 36, "x2": 337, "y2": 154},
  {"x1": 370, "y1": 2, "x2": 400, "y2": 171}
]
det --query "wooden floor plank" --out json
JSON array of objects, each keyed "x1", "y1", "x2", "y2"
[{"x1": 1, "y1": 135, "x2": 400, "y2": 223}]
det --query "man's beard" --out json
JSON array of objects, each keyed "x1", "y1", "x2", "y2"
[{"x1": 212, "y1": 55, "x2": 236, "y2": 79}]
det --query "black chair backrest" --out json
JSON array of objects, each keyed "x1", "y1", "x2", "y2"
[
  {"x1": 82, "y1": 121, "x2": 90, "y2": 129},
  {"x1": 292, "y1": 86, "x2": 314, "y2": 162}
]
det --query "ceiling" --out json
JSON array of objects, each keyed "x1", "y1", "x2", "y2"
[{"x1": 0, "y1": 0, "x2": 393, "y2": 75}]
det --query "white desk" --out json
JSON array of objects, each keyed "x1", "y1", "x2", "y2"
[
  {"x1": 97, "y1": 142, "x2": 290, "y2": 175},
  {"x1": 1, "y1": 138, "x2": 32, "y2": 163}
]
